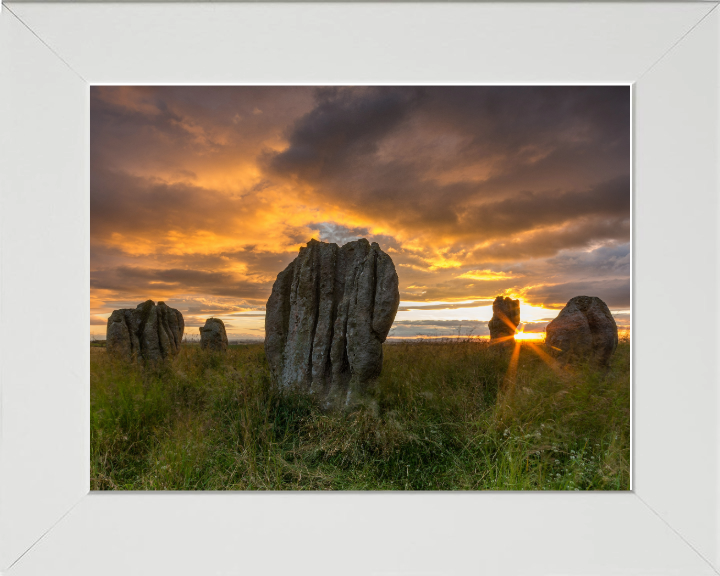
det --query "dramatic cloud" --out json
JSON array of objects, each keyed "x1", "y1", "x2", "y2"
[
  {"x1": 91, "y1": 86, "x2": 630, "y2": 338},
  {"x1": 523, "y1": 278, "x2": 631, "y2": 310},
  {"x1": 266, "y1": 86, "x2": 629, "y2": 247}
]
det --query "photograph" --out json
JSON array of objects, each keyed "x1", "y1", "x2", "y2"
[{"x1": 90, "y1": 85, "x2": 630, "y2": 491}]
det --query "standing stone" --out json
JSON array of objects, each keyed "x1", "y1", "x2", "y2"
[
  {"x1": 545, "y1": 296, "x2": 618, "y2": 366},
  {"x1": 106, "y1": 300, "x2": 184, "y2": 362},
  {"x1": 200, "y1": 318, "x2": 229, "y2": 352},
  {"x1": 265, "y1": 238, "x2": 400, "y2": 408},
  {"x1": 488, "y1": 296, "x2": 521, "y2": 342}
]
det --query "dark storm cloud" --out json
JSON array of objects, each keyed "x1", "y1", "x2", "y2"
[
  {"x1": 544, "y1": 243, "x2": 630, "y2": 276},
  {"x1": 468, "y1": 216, "x2": 630, "y2": 262},
  {"x1": 91, "y1": 169, "x2": 231, "y2": 239},
  {"x1": 270, "y1": 86, "x2": 628, "y2": 183},
  {"x1": 418, "y1": 86, "x2": 629, "y2": 157},
  {"x1": 524, "y1": 278, "x2": 630, "y2": 309},
  {"x1": 267, "y1": 87, "x2": 423, "y2": 180},
  {"x1": 92, "y1": 91, "x2": 184, "y2": 141},
  {"x1": 460, "y1": 176, "x2": 628, "y2": 239},
  {"x1": 266, "y1": 86, "x2": 630, "y2": 258},
  {"x1": 91, "y1": 86, "x2": 316, "y2": 174},
  {"x1": 91, "y1": 243, "x2": 293, "y2": 287},
  {"x1": 91, "y1": 266, "x2": 271, "y2": 300}
]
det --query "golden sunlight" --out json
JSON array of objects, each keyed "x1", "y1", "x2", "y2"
[
  {"x1": 514, "y1": 331, "x2": 545, "y2": 341},
  {"x1": 514, "y1": 320, "x2": 546, "y2": 341},
  {"x1": 515, "y1": 332, "x2": 545, "y2": 341},
  {"x1": 457, "y1": 270, "x2": 515, "y2": 281}
]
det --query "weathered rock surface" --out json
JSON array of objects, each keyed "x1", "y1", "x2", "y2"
[
  {"x1": 265, "y1": 238, "x2": 400, "y2": 408},
  {"x1": 106, "y1": 300, "x2": 184, "y2": 362},
  {"x1": 545, "y1": 296, "x2": 618, "y2": 366},
  {"x1": 200, "y1": 318, "x2": 228, "y2": 352},
  {"x1": 488, "y1": 296, "x2": 521, "y2": 341}
]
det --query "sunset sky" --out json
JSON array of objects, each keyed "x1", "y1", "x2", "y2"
[{"x1": 91, "y1": 86, "x2": 630, "y2": 340}]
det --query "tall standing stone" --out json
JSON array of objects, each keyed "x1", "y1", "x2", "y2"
[
  {"x1": 488, "y1": 296, "x2": 521, "y2": 342},
  {"x1": 265, "y1": 238, "x2": 400, "y2": 408},
  {"x1": 106, "y1": 300, "x2": 184, "y2": 362},
  {"x1": 200, "y1": 318, "x2": 229, "y2": 352},
  {"x1": 545, "y1": 296, "x2": 618, "y2": 366}
]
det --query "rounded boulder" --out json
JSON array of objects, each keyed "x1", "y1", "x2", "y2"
[
  {"x1": 200, "y1": 318, "x2": 229, "y2": 352},
  {"x1": 545, "y1": 296, "x2": 618, "y2": 366}
]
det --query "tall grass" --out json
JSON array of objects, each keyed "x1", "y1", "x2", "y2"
[{"x1": 90, "y1": 338, "x2": 630, "y2": 490}]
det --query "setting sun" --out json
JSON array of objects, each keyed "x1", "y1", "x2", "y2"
[{"x1": 514, "y1": 331, "x2": 545, "y2": 341}]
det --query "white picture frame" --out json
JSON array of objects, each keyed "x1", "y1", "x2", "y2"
[{"x1": 1, "y1": 2, "x2": 718, "y2": 574}]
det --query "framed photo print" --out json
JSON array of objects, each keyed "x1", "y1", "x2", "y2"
[{"x1": 1, "y1": 2, "x2": 718, "y2": 575}]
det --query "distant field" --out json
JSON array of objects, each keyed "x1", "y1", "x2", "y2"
[{"x1": 91, "y1": 338, "x2": 630, "y2": 490}]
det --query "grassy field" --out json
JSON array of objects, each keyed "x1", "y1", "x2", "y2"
[{"x1": 91, "y1": 338, "x2": 630, "y2": 490}]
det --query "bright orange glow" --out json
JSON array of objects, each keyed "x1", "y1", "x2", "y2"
[
  {"x1": 457, "y1": 270, "x2": 515, "y2": 281},
  {"x1": 514, "y1": 332, "x2": 545, "y2": 341}
]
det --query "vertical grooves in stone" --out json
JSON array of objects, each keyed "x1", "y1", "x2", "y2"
[
  {"x1": 108, "y1": 300, "x2": 184, "y2": 362},
  {"x1": 164, "y1": 304, "x2": 181, "y2": 350},
  {"x1": 332, "y1": 246, "x2": 345, "y2": 383},
  {"x1": 369, "y1": 249, "x2": 378, "y2": 338},
  {"x1": 264, "y1": 260, "x2": 294, "y2": 383},
  {"x1": 281, "y1": 288, "x2": 291, "y2": 344},
  {"x1": 122, "y1": 315, "x2": 131, "y2": 357},
  {"x1": 307, "y1": 246, "x2": 320, "y2": 383},
  {"x1": 266, "y1": 238, "x2": 399, "y2": 407},
  {"x1": 157, "y1": 305, "x2": 166, "y2": 358},
  {"x1": 325, "y1": 295, "x2": 336, "y2": 384},
  {"x1": 285, "y1": 262, "x2": 299, "y2": 385},
  {"x1": 311, "y1": 243, "x2": 337, "y2": 391},
  {"x1": 161, "y1": 304, "x2": 176, "y2": 355},
  {"x1": 336, "y1": 247, "x2": 349, "y2": 384},
  {"x1": 347, "y1": 264, "x2": 359, "y2": 379},
  {"x1": 136, "y1": 303, "x2": 150, "y2": 360},
  {"x1": 279, "y1": 266, "x2": 293, "y2": 378},
  {"x1": 122, "y1": 311, "x2": 134, "y2": 358}
]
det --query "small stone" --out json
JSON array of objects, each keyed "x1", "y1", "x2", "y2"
[
  {"x1": 106, "y1": 300, "x2": 184, "y2": 362},
  {"x1": 488, "y1": 296, "x2": 521, "y2": 342},
  {"x1": 545, "y1": 296, "x2": 618, "y2": 366},
  {"x1": 200, "y1": 318, "x2": 229, "y2": 352}
]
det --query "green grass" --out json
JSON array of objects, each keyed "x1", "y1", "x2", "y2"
[{"x1": 90, "y1": 338, "x2": 630, "y2": 490}]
